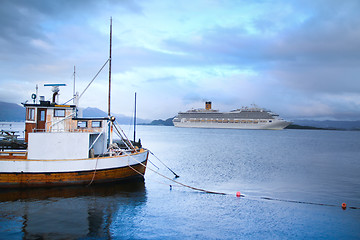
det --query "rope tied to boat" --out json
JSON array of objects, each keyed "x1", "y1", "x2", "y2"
[{"x1": 88, "y1": 142, "x2": 124, "y2": 186}]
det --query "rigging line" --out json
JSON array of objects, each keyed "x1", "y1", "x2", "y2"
[
  {"x1": 127, "y1": 115, "x2": 133, "y2": 138},
  {"x1": 113, "y1": 120, "x2": 136, "y2": 150},
  {"x1": 112, "y1": 128, "x2": 133, "y2": 151},
  {"x1": 112, "y1": 123, "x2": 132, "y2": 150},
  {"x1": 126, "y1": 94, "x2": 136, "y2": 139},
  {"x1": 79, "y1": 58, "x2": 110, "y2": 100},
  {"x1": 110, "y1": 120, "x2": 126, "y2": 141},
  {"x1": 149, "y1": 150, "x2": 179, "y2": 178},
  {"x1": 147, "y1": 158, "x2": 160, "y2": 170},
  {"x1": 62, "y1": 97, "x2": 75, "y2": 105}
]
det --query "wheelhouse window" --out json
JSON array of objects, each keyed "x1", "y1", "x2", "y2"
[
  {"x1": 40, "y1": 110, "x2": 45, "y2": 121},
  {"x1": 77, "y1": 121, "x2": 88, "y2": 128},
  {"x1": 91, "y1": 121, "x2": 102, "y2": 128},
  {"x1": 54, "y1": 109, "x2": 66, "y2": 117},
  {"x1": 27, "y1": 108, "x2": 35, "y2": 120}
]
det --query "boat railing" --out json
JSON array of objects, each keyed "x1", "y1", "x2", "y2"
[
  {"x1": 32, "y1": 128, "x2": 47, "y2": 133},
  {"x1": 0, "y1": 150, "x2": 27, "y2": 159}
]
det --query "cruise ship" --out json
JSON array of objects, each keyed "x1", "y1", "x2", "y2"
[{"x1": 173, "y1": 102, "x2": 291, "y2": 130}]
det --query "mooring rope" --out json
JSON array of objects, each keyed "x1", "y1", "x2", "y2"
[
  {"x1": 258, "y1": 197, "x2": 360, "y2": 210},
  {"x1": 88, "y1": 145, "x2": 117, "y2": 186},
  {"x1": 127, "y1": 161, "x2": 173, "y2": 187},
  {"x1": 88, "y1": 155, "x2": 100, "y2": 186}
]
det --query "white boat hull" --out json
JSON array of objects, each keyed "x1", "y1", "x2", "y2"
[
  {"x1": 0, "y1": 149, "x2": 149, "y2": 188},
  {"x1": 173, "y1": 120, "x2": 290, "y2": 130}
]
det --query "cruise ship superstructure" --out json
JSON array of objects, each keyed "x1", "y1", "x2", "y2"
[{"x1": 173, "y1": 102, "x2": 291, "y2": 130}]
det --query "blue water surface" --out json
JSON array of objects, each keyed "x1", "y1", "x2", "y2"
[{"x1": 1, "y1": 125, "x2": 359, "y2": 239}]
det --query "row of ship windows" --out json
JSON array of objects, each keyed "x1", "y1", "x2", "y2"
[
  {"x1": 77, "y1": 120, "x2": 102, "y2": 128},
  {"x1": 183, "y1": 119, "x2": 272, "y2": 123}
]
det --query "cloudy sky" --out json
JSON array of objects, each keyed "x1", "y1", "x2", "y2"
[{"x1": 0, "y1": 0, "x2": 359, "y2": 120}]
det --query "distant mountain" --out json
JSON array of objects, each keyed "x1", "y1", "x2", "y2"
[
  {"x1": 0, "y1": 102, "x2": 25, "y2": 121},
  {"x1": 148, "y1": 117, "x2": 174, "y2": 126},
  {"x1": 81, "y1": 107, "x2": 108, "y2": 118},
  {"x1": 0, "y1": 101, "x2": 150, "y2": 124},
  {"x1": 82, "y1": 107, "x2": 151, "y2": 124}
]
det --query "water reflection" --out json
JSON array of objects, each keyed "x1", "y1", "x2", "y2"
[{"x1": 0, "y1": 181, "x2": 147, "y2": 239}]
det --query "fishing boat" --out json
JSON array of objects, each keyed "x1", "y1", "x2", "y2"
[{"x1": 0, "y1": 19, "x2": 149, "y2": 188}]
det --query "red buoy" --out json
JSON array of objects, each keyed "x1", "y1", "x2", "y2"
[
  {"x1": 236, "y1": 191, "x2": 241, "y2": 197},
  {"x1": 342, "y1": 203, "x2": 347, "y2": 210}
]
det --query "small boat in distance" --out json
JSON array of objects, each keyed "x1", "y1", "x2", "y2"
[
  {"x1": 0, "y1": 19, "x2": 149, "y2": 188},
  {"x1": 173, "y1": 101, "x2": 291, "y2": 130}
]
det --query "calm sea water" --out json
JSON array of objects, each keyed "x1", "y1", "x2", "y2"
[{"x1": 1, "y1": 123, "x2": 360, "y2": 239}]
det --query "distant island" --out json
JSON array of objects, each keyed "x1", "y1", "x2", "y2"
[
  {"x1": 1, "y1": 101, "x2": 360, "y2": 130},
  {"x1": 285, "y1": 124, "x2": 331, "y2": 130},
  {"x1": 144, "y1": 118, "x2": 175, "y2": 126}
]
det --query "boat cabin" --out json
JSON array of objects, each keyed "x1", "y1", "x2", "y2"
[
  {"x1": 24, "y1": 101, "x2": 77, "y2": 141},
  {"x1": 23, "y1": 87, "x2": 110, "y2": 160}
]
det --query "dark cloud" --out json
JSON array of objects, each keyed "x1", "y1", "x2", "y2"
[{"x1": 0, "y1": 0, "x2": 143, "y2": 56}]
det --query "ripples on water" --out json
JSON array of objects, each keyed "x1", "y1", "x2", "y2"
[{"x1": 1, "y1": 124, "x2": 360, "y2": 239}]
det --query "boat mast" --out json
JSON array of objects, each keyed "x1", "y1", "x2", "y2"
[
  {"x1": 108, "y1": 17, "x2": 112, "y2": 116},
  {"x1": 134, "y1": 92, "x2": 137, "y2": 143},
  {"x1": 108, "y1": 17, "x2": 113, "y2": 153},
  {"x1": 73, "y1": 65, "x2": 76, "y2": 105}
]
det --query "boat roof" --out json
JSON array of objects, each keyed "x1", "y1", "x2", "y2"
[
  {"x1": 23, "y1": 101, "x2": 76, "y2": 108},
  {"x1": 73, "y1": 117, "x2": 109, "y2": 121}
]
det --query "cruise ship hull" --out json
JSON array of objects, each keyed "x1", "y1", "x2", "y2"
[{"x1": 174, "y1": 120, "x2": 290, "y2": 130}]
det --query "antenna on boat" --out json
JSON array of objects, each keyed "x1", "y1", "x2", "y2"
[
  {"x1": 133, "y1": 92, "x2": 137, "y2": 143},
  {"x1": 35, "y1": 84, "x2": 38, "y2": 103}
]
